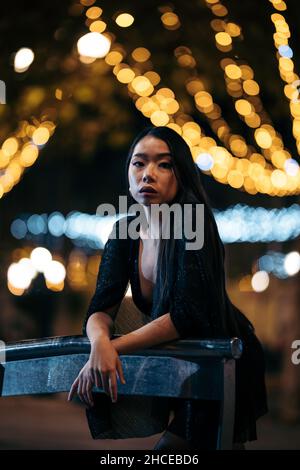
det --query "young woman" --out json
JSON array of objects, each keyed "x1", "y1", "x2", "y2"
[{"x1": 68, "y1": 126, "x2": 268, "y2": 449}]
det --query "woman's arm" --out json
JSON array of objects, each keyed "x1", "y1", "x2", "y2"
[
  {"x1": 111, "y1": 313, "x2": 180, "y2": 354},
  {"x1": 86, "y1": 302, "x2": 121, "y2": 344}
]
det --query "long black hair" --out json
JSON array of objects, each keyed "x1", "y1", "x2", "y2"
[{"x1": 125, "y1": 126, "x2": 240, "y2": 337}]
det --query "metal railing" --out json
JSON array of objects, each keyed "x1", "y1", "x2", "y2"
[{"x1": 0, "y1": 335, "x2": 242, "y2": 449}]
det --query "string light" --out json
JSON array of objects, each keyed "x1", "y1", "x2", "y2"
[
  {"x1": 10, "y1": 204, "x2": 300, "y2": 249},
  {"x1": 72, "y1": 2, "x2": 300, "y2": 196},
  {"x1": 269, "y1": 3, "x2": 300, "y2": 155},
  {"x1": 205, "y1": 0, "x2": 298, "y2": 196},
  {"x1": 0, "y1": 119, "x2": 56, "y2": 200}
]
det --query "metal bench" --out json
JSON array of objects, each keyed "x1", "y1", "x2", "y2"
[{"x1": 0, "y1": 335, "x2": 242, "y2": 449}]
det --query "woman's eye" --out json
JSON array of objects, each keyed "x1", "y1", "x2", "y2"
[
  {"x1": 160, "y1": 162, "x2": 173, "y2": 169},
  {"x1": 132, "y1": 161, "x2": 144, "y2": 167}
]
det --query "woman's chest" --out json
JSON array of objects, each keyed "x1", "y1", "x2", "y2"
[{"x1": 137, "y1": 239, "x2": 159, "y2": 303}]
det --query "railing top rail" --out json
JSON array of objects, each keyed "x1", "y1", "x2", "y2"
[{"x1": 1, "y1": 335, "x2": 243, "y2": 361}]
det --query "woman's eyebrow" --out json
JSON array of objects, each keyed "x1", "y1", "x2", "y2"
[{"x1": 133, "y1": 152, "x2": 172, "y2": 159}]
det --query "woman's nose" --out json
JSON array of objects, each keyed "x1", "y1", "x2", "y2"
[{"x1": 142, "y1": 164, "x2": 156, "y2": 181}]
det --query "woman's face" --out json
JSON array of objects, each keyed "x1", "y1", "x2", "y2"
[{"x1": 128, "y1": 135, "x2": 179, "y2": 206}]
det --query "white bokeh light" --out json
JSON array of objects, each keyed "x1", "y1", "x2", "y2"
[
  {"x1": 284, "y1": 251, "x2": 300, "y2": 276},
  {"x1": 77, "y1": 32, "x2": 111, "y2": 58},
  {"x1": 14, "y1": 48, "x2": 35, "y2": 73},
  {"x1": 7, "y1": 262, "x2": 32, "y2": 289},
  {"x1": 43, "y1": 260, "x2": 66, "y2": 284},
  {"x1": 30, "y1": 247, "x2": 52, "y2": 272},
  {"x1": 284, "y1": 158, "x2": 299, "y2": 177},
  {"x1": 196, "y1": 153, "x2": 214, "y2": 171},
  {"x1": 18, "y1": 257, "x2": 37, "y2": 280},
  {"x1": 251, "y1": 271, "x2": 270, "y2": 292}
]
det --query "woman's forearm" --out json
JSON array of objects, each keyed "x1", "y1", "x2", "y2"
[
  {"x1": 111, "y1": 313, "x2": 180, "y2": 354},
  {"x1": 86, "y1": 311, "x2": 114, "y2": 344}
]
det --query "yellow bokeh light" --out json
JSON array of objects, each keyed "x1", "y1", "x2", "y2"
[
  {"x1": 211, "y1": 163, "x2": 228, "y2": 179},
  {"x1": 212, "y1": 4, "x2": 228, "y2": 17},
  {"x1": 117, "y1": 68, "x2": 135, "y2": 83},
  {"x1": 243, "y1": 79, "x2": 260, "y2": 95},
  {"x1": 0, "y1": 173, "x2": 14, "y2": 192},
  {"x1": 7, "y1": 281, "x2": 25, "y2": 296},
  {"x1": 132, "y1": 47, "x2": 151, "y2": 63},
  {"x1": 240, "y1": 65, "x2": 254, "y2": 80},
  {"x1": 150, "y1": 111, "x2": 169, "y2": 126},
  {"x1": 141, "y1": 100, "x2": 159, "y2": 117},
  {"x1": 249, "y1": 155, "x2": 266, "y2": 169},
  {"x1": 20, "y1": 144, "x2": 39, "y2": 167},
  {"x1": 228, "y1": 170, "x2": 244, "y2": 188},
  {"x1": 144, "y1": 71, "x2": 161, "y2": 86},
  {"x1": 46, "y1": 280, "x2": 64, "y2": 292},
  {"x1": 273, "y1": 1, "x2": 287, "y2": 11},
  {"x1": 115, "y1": 13, "x2": 134, "y2": 27},
  {"x1": 105, "y1": 50, "x2": 123, "y2": 66},
  {"x1": 195, "y1": 91, "x2": 213, "y2": 108},
  {"x1": 160, "y1": 98, "x2": 180, "y2": 115},
  {"x1": 271, "y1": 150, "x2": 287, "y2": 168},
  {"x1": 210, "y1": 19, "x2": 226, "y2": 32},
  {"x1": 229, "y1": 137, "x2": 248, "y2": 157},
  {"x1": 225, "y1": 64, "x2": 242, "y2": 79},
  {"x1": 178, "y1": 55, "x2": 196, "y2": 68},
  {"x1": 235, "y1": 99, "x2": 252, "y2": 116},
  {"x1": 167, "y1": 123, "x2": 182, "y2": 135},
  {"x1": 7, "y1": 161, "x2": 22, "y2": 181},
  {"x1": 271, "y1": 169, "x2": 287, "y2": 188},
  {"x1": 244, "y1": 176, "x2": 257, "y2": 194},
  {"x1": 80, "y1": 0, "x2": 96, "y2": 6},
  {"x1": 86, "y1": 6, "x2": 102, "y2": 19},
  {"x1": 215, "y1": 32, "x2": 232, "y2": 46},
  {"x1": 161, "y1": 12, "x2": 179, "y2": 27},
  {"x1": 236, "y1": 158, "x2": 251, "y2": 175},
  {"x1": 186, "y1": 79, "x2": 204, "y2": 95},
  {"x1": 245, "y1": 113, "x2": 261, "y2": 128},
  {"x1": 0, "y1": 150, "x2": 9, "y2": 169},
  {"x1": 225, "y1": 22, "x2": 241, "y2": 37},
  {"x1": 182, "y1": 123, "x2": 201, "y2": 145},
  {"x1": 55, "y1": 88, "x2": 63, "y2": 100},
  {"x1": 89, "y1": 20, "x2": 106, "y2": 33},
  {"x1": 279, "y1": 57, "x2": 293, "y2": 72},
  {"x1": 156, "y1": 88, "x2": 175, "y2": 99},
  {"x1": 131, "y1": 76, "x2": 153, "y2": 96},
  {"x1": 254, "y1": 128, "x2": 272, "y2": 149},
  {"x1": 135, "y1": 96, "x2": 149, "y2": 110},
  {"x1": 32, "y1": 127, "x2": 50, "y2": 146},
  {"x1": 2, "y1": 137, "x2": 19, "y2": 157}
]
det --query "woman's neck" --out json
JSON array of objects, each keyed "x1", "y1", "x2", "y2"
[{"x1": 140, "y1": 205, "x2": 166, "y2": 241}]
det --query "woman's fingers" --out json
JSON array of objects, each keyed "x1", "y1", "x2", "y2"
[
  {"x1": 109, "y1": 373, "x2": 117, "y2": 403},
  {"x1": 83, "y1": 388, "x2": 93, "y2": 408},
  {"x1": 116, "y1": 358, "x2": 126, "y2": 385},
  {"x1": 93, "y1": 369, "x2": 102, "y2": 389},
  {"x1": 68, "y1": 377, "x2": 79, "y2": 401},
  {"x1": 77, "y1": 377, "x2": 84, "y2": 403},
  {"x1": 100, "y1": 371, "x2": 110, "y2": 397},
  {"x1": 86, "y1": 387, "x2": 94, "y2": 408}
]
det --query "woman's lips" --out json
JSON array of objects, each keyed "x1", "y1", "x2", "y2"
[
  {"x1": 139, "y1": 186, "x2": 157, "y2": 193},
  {"x1": 139, "y1": 191, "x2": 158, "y2": 196}
]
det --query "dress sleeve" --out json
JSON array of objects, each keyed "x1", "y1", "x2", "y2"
[
  {"x1": 169, "y1": 232, "x2": 223, "y2": 339},
  {"x1": 82, "y1": 219, "x2": 131, "y2": 336}
]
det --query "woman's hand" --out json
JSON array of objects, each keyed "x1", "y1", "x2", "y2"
[{"x1": 67, "y1": 337, "x2": 126, "y2": 408}]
